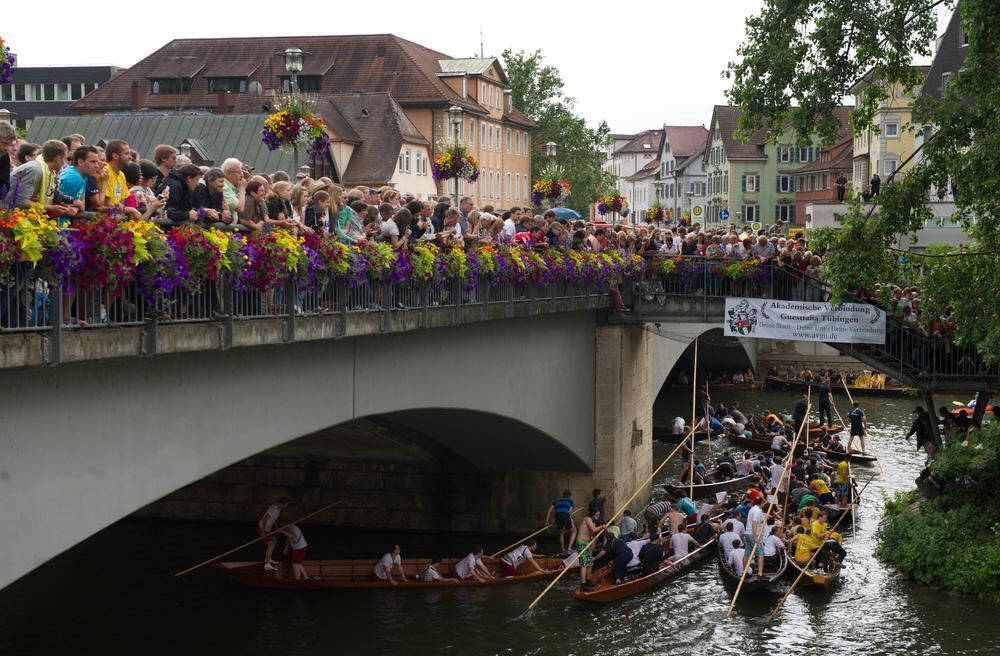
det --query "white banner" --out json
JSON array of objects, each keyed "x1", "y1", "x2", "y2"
[{"x1": 723, "y1": 297, "x2": 885, "y2": 344}]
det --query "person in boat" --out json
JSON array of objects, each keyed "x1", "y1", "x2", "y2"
[
  {"x1": 770, "y1": 430, "x2": 791, "y2": 457},
  {"x1": 762, "y1": 411, "x2": 784, "y2": 435},
  {"x1": 575, "y1": 507, "x2": 603, "y2": 590},
  {"x1": 745, "y1": 369, "x2": 755, "y2": 383},
  {"x1": 799, "y1": 498, "x2": 820, "y2": 529},
  {"x1": 604, "y1": 526, "x2": 634, "y2": 585},
  {"x1": 668, "y1": 528, "x2": 701, "y2": 563},
  {"x1": 730, "y1": 402, "x2": 749, "y2": 425},
  {"x1": 834, "y1": 460, "x2": 852, "y2": 504},
  {"x1": 732, "y1": 371, "x2": 744, "y2": 384},
  {"x1": 722, "y1": 511, "x2": 745, "y2": 539},
  {"x1": 500, "y1": 540, "x2": 544, "y2": 577},
  {"x1": 694, "y1": 513, "x2": 719, "y2": 545},
  {"x1": 818, "y1": 376, "x2": 834, "y2": 428},
  {"x1": 639, "y1": 533, "x2": 666, "y2": 575},
  {"x1": 719, "y1": 521, "x2": 742, "y2": 557},
  {"x1": 671, "y1": 416, "x2": 686, "y2": 438},
  {"x1": 421, "y1": 557, "x2": 455, "y2": 582},
  {"x1": 665, "y1": 503, "x2": 688, "y2": 536},
  {"x1": 792, "y1": 394, "x2": 808, "y2": 432},
  {"x1": 619, "y1": 509, "x2": 638, "y2": 540},
  {"x1": 374, "y1": 545, "x2": 406, "y2": 585},
  {"x1": 847, "y1": 401, "x2": 868, "y2": 454},
  {"x1": 453, "y1": 545, "x2": 491, "y2": 582},
  {"x1": 279, "y1": 524, "x2": 308, "y2": 581},
  {"x1": 693, "y1": 459, "x2": 708, "y2": 482},
  {"x1": 788, "y1": 475, "x2": 810, "y2": 509},
  {"x1": 545, "y1": 489, "x2": 576, "y2": 556},
  {"x1": 257, "y1": 497, "x2": 290, "y2": 571},
  {"x1": 827, "y1": 434, "x2": 847, "y2": 454},
  {"x1": 809, "y1": 473, "x2": 837, "y2": 505},
  {"x1": 588, "y1": 484, "x2": 617, "y2": 527},
  {"x1": 644, "y1": 499, "x2": 671, "y2": 535},
  {"x1": 715, "y1": 451, "x2": 737, "y2": 480},
  {"x1": 726, "y1": 539, "x2": 745, "y2": 574},
  {"x1": 736, "y1": 451, "x2": 755, "y2": 477},
  {"x1": 768, "y1": 455, "x2": 788, "y2": 495},
  {"x1": 763, "y1": 520, "x2": 785, "y2": 571},
  {"x1": 676, "y1": 495, "x2": 699, "y2": 527},
  {"x1": 744, "y1": 496, "x2": 767, "y2": 575}
]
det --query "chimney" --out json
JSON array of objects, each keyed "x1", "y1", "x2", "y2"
[
  {"x1": 217, "y1": 92, "x2": 228, "y2": 114},
  {"x1": 130, "y1": 81, "x2": 141, "y2": 111}
]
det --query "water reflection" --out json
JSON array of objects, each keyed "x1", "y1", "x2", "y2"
[{"x1": 0, "y1": 391, "x2": 997, "y2": 655}]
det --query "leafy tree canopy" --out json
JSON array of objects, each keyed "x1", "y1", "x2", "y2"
[
  {"x1": 726, "y1": 0, "x2": 1000, "y2": 361},
  {"x1": 503, "y1": 49, "x2": 615, "y2": 214}
]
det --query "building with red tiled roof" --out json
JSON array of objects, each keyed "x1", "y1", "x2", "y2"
[
  {"x1": 604, "y1": 129, "x2": 663, "y2": 222},
  {"x1": 795, "y1": 137, "x2": 853, "y2": 222},
  {"x1": 655, "y1": 125, "x2": 709, "y2": 223},
  {"x1": 70, "y1": 34, "x2": 537, "y2": 207}
]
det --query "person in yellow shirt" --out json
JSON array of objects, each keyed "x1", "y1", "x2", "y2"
[
  {"x1": 834, "y1": 460, "x2": 852, "y2": 503},
  {"x1": 789, "y1": 526, "x2": 818, "y2": 564},
  {"x1": 809, "y1": 474, "x2": 836, "y2": 504},
  {"x1": 102, "y1": 139, "x2": 133, "y2": 215}
]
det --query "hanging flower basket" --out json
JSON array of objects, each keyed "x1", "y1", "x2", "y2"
[
  {"x1": 597, "y1": 195, "x2": 628, "y2": 216},
  {"x1": 432, "y1": 144, "x2": 480, "y2": 182},
  {"x1": 0, "y1": 36, "x2": 16, "y2": 85},
  {"x1": 531, "y1": 178, "x2": 571, "y2": 206},
  {"x1": 645, "y1": 206, "x2": 665, "y2": 222},
  {"x1": 261, "y1": 95, "x2": 330, "y2": 158}
]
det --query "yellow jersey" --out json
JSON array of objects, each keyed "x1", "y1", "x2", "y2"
[
  {"x1": 103, "y1": 165, "x2": 129, "y2": 206},
  {"x1": 836, "y1": 461, "x2": 850, "y2": 485},
  {"x1": 810, "y1": 478, "x2": 832, "y2": 496}
]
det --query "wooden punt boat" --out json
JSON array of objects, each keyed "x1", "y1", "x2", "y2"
[
  {"x1": 727, "y1": 432, "x2": 878, "y2": 465},
  {"x1": 214, "y1": 555, "x2": 575, "y2": 590},
  {"x1": 570, "y1": 536, "x2": 718, "y2": 604},
  {"x1": 663, "y1": 468, "x2": 758, "y2": 500},
  {"x1": 652, "y1": 427, "x2": 721, "y2": 443},
  {"x1": 717, "y1": 542, "x2": 788, "y2": 592},
  {"x1": 765, "y1": 376, "x2": 914, "y2": 398},
  {"x1": 786, "y1": 556, "x2": 841, "y2": 589}
]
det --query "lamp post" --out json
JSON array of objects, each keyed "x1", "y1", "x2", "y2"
[
  {"x1": 448, "y1": 105, "x2": 463, "y2": 206},
  {"x1": 686, "y1": 190, "x2": 694, "y2": 226},
  {"x1": 278, "y1": 47, "x2": 310, "y2": 173},
  {"x1": 545, "y1": 142, "x2": 559, "y2": 208}
]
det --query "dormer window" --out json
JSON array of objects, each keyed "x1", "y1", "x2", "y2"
[
  {"x1": 280, "y1": 75, "x2": 322, "y2": 92},
  {"x1": 150, "y1": 78, "x2": 192, "y2": 94},
  {"x1": 207, "y1": 77, "x2": 248, "y2": 93}
]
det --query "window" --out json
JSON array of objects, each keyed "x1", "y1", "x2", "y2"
[
  {"x1": 743, "y1": 174, "x2": 760, "y2": 193},
  {"x1": 280, "y1": 75, "x2": 321, "y2": 93},
  {"x1": 524, "y1": 132, "x2": 529, "y2": 153},
  {"x1": 942, "y1": 72, "x2": 953, "y2": 94},
  {"x1": 515, "y1": 130, "x2": 521, "y2": 154},
  {"x1": 56, "y1": 83, "x2": 71, "y2": 101},
  {"x1": 514, "y1": 174, "x2": 519, "y2": 200},
  {"x1": 776, "y1": 205, "x2": 796, "y2": 222},
  {"x1": 399, "y1": 153, "x2": 405, "y2": 172},
  {"x1": 959, "y1": 25, "x2": 969, "y2": 47},
  {"x1": 14, "y1": 84, "x2": 25, "y2": 101},
  {"x1": 522, "y1": 175, "x2": 528, "y2": 201},
  {"x1": 779, "y1": 146, "x2": 791, "y2": 162},
  {"x1": 799, "y1": 147, "x2": 810, "y2": 162},
  {"x1": 884, "y1": 159, "x2": 897, "y2": 176},
  {"x1": 468, "y1": 119, "x2": 475, "y2": 146},
  {"x1": 821, "y1": 173, "x2": 829, "y2": 189},
  {"x1": 506, "y1": 128, "x2": 511, "y2": 153},
  {"x1": 0, "y1": 85, "x2": 10, "y2": 101},
  {"x1": 777, "y1": 175, "x2": 794, "y2": 193},
  {"x1": 885, "y1": 122, "x2": 899, "y2": 137},
  {"x1": 743, "y1": 205, "x2": 758, "y2": 222},
  {"x1": 809, "y1": 175, "x2": 817, "y2": 191},
  {"x1": 71, "y1": 84, "x2": 84, "y2": 100},
  {"x1": 481, "y1": 123, "x2": 486, "y2": 146},
  {"x1": 488, "y1": 125, "x2": 494, "y2": 149},
  {"x1": 506, "y1": 173, "x2": 511, "y2": 199},
  {"x1": 404, "y1": 149, "x2": 411, "y2": 174},
  {"x1": 207, "y1": 78, "x2": 248, "y2": 94},
  {"x1": 150, "y1": 78, "x2": 192, "y2": 94}
]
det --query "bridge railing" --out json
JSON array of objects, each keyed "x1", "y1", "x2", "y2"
[{"x1": 631, "y1": 255, "x2": 997, "y2": 385}]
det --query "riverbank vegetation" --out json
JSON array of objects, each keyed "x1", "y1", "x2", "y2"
[{"x1": 877, "y1": 424, "x2": 1000, "y2": 602}]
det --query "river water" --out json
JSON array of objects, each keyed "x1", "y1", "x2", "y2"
[{"x1": 2, "y1": 390, "x2": 998, "y2": 655}]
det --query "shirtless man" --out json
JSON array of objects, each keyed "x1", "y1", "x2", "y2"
[
  {"x1": 575, "y1": 508, "x2": 603, "y2": 590},
  {"x1": 257, "y1": 497, "x2": 290, "y2": 571}
]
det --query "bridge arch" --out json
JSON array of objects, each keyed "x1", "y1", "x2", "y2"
[
  {"x1": 649, "y1": 325, "x2": 757, "y2": 398},
  {"x1": 0, "y1": 312, "x2": 597, "y2": 590}
]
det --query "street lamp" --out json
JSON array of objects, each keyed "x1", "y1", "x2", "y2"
[
  {"x1": 281, "y1": 47, "x2": 305, "y2": 93},
  {"x1": 448, "y1": 105, "x2": 463, "y2": 204},
  {"x1": 545, "y1": 141, "x2": 557, "y2": 159},
  {"x1": 686, "y1": 190, "x2": 694, "y2": 225}
]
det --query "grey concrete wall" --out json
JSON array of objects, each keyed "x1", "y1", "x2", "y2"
[{"x1": 0, "y1": 311, "x2": 599, "y2": 590}]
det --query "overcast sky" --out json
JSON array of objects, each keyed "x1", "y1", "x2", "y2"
[{"x1": 5, "y1": 1, "x2": 952, "y2": 135}]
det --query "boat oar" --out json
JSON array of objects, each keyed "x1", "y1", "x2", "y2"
[
  {"x1": 489, "y1": 507, "x2": 585, "y2": 559},
  {"x1": 522, "y1": 430, "x2": 694, "y2": 616},
  {"x1": 840, "y1": 376, "x2": 885, "y2": 474},
  {"x1": 174, "y1": 500, "x2": 341, "y2": 577},
  {"x1": 727, "y1": 403, "x2": 809, "y2": 618},
  {"x1": 766, "y1": 475, "x2": 875, "y2": 622}
]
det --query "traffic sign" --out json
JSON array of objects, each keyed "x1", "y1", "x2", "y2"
[
  {"x1": 692, "y1": 205, "x2": 703, "y2": 218},
  {"x1": 720, "y1": 209, "x2": 730, "y2": 220}
]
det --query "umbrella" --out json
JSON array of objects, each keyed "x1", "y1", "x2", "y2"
[{"x1": 550, "y1": 207, "x2": 581, "y2": 220}]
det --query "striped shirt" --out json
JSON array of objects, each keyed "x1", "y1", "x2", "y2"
[
  {"x1": 552, "y1": 497, "x2": 574, "y2": 514},
  {"x1": 646, "y1": 501, "x2": 670, "y2": 518}
]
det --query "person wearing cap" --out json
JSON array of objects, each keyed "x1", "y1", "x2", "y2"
[{"x1": 604, "y1": 526, "x2": 633, "y2": 584}]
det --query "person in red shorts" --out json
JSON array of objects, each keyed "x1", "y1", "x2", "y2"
[
  {"x1": 257, "y1": 497, "x2": 290, "y2": 571},
  {"x1": 280, "y1": 524, "x2": 308, "y2": 580},
  {"x1": 499, "y1": 540, "x2": 544, "y2": 577}
]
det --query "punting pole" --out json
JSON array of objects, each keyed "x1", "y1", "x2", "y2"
[
  {"x1": 174, "y1": 500, "x2": 342, "y2": 577},
  {"x1": 840, "y1": 375, "x2": 885, "y2": 474},
  {"x1": 489, "y1": 507, "x2": 585, "y2": 559},
  {"x1": 727, "y1": 403, "x2": 810, "y2": 618},
  {"x1": 523, "y1": 430, "x2": 695, "y2": 615},
  {"x1": 766, "y1": 475, "x2": 876, "y2": 622},
  {"x1": 690, "y1": 339, "x2": 699, "y2": 499}
]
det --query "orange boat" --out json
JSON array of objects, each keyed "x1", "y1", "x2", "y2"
[
  {"x1": 570, "y1": 536, "x2": 717, "y2": 604},
  {"x1": 215, "y1": 555, "x2": 574, "y2": 590}
]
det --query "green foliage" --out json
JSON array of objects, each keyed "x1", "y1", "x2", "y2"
[
  {"x1": 726, "y1": 0, "x2": 1000, "y2": 363},
  {"x1": 877, "y1": 423, "x2": 1000, "y2": 601},
  {"x1": 503, "y1": 49, "x2": 612, "y2": 214}
]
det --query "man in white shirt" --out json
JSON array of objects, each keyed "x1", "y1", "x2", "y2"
[
  {"x1": 722, "y1": 515, "x2": 745, "y2": 538},
  {"x1": 744, "y1": 497, "x2": 767, "y2": 575},
  {"x1": 280, "y1": 524, "x2": 309, "y2": 580},
  {"x1": 500, "y1": 540, "x2": 543, "y2": 577},
  {"x1": 752, "y1": 235, "x2": 776, "y2": 259},
  {"x1": 668, "y1": 531, "x2": 701, "y2": 562},
  {"x1": 672, "y1": 416, "x2": 686, "y2": 436},
  {"x1": 502, "y1": 212, "x2": 517, "y2": 238},
  {"x1": 769, "y1": 457, "x2": 787, "y2": 493},
  {"x1": 374, "y1": 545, "x2": 406, "y2": 585},
  {"x1": 727, "y1": 540, "x2": 746, "y2": 574},
  {"x1": 453, "y1": 545, "x2": 491, "y2": 582},
  {"x1": 736, "y1": 453, "x2": 754, "y2": 477},
  {"x1": 719, "y1": 525, "x2": 741, "y2": 556},
  {"x1": 421, "y1": 557, "x2": 458, "y2": 583},
  {"x1": 771, "y1": 433, "x2": 791, "y2": 455},
  {"x1": 257, "y1": 497, "x2": 290, "y2": 571}
]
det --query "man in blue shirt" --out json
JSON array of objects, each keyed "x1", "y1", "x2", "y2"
[
  {"x1": 847, "y1": 402, "x2": 868, "y2": 454},
  {"x1": 58, "y1": 146, "x2": 101, "y2": 212},
  {"x1": 545, "y1": 489, "x2": 575, "y2": 556}
]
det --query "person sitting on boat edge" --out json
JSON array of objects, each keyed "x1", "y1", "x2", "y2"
[
  {"x1": 604, "y1": 527, "x2": 634, "y2": 585},
  {"x1": 373, "y1": 545, "x2": 406, "y2": 585},
  {"x1": 453, "y1": 545, "x2": 492, "y2": 582},
  {"x1": 639, "y1": 533, "x2": 666, "y2": 575},
  {"x1": 575, "y1": 507, "x2": 603, "y2": 590},
  {"x1": 257, "y1": 497, "x2": 290, "y2": 572},
  {"x1": 545, "y1": 489, "x2": 576, "y2": 557},
  {"x1": 619, "y1": 509, "x2": 638, "y2": 541},
  {"x1": 279, "y1": 524, "x2": 308, "y2": 581},
  {"x1": 500, "y1": 540, "x2": 544, "y2": 577}
]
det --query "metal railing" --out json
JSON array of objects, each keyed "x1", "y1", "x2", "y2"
[{"x1": 630, "y1": 255, "x2": 998, "y2": 385}]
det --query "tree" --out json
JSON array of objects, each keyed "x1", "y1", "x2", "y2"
[
  {"x1": 502, "y1": 49, "x2": 612, "y2": 214},
  {"x1": 726, "y1": 1, "x2": 1000, "y2": 362}
]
